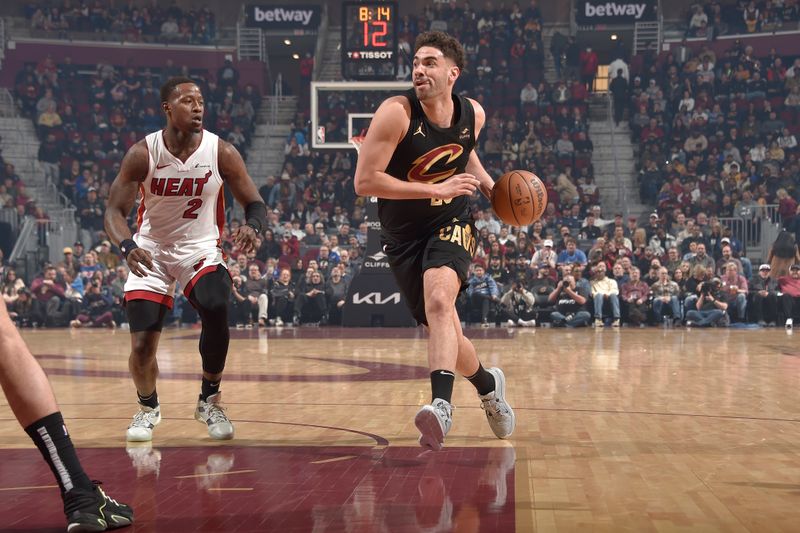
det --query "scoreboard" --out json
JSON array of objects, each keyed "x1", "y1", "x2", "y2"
[{"x1": 341, "y1": 2, "x2": 398, "y2": 80}]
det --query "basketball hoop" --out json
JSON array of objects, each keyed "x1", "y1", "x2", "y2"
[{"x1": 350, "y1": 135, "x2": 366, "y2": 154}]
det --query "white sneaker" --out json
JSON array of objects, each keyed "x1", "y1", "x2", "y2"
[
  {"x1": 786, "y1": 318, "x2": 793, "y2": 329},
  {"x1": 505, "y1": 319, "x2": 517, "y2": 327},
  {"x1": 126, "y1": 442, "x2": 162, "y2": 478},
  {"x1": 414, "y1": 398, "x2": 453, "y2": 451},
  {"x1": 518, "y1": 318, "x2": 536, "y2": 327},
  {"x1": 275, "y1": 317, "x2": 284, "y2": 327},
  {"x1": 126, "y1": 404, "x2": 161, "y2": 442},
  {"x1": 195, "y1": 392, "x2": 234, "y2": 440},
  {"x1": 479, "y1": 367, "x2": 515, "y2": 439},
  {"x1": 594, "y1": 319, "x2": 604, "y2": 328}
]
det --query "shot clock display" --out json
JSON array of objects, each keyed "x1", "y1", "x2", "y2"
[{"x1": 341, "y1": 2, "x2": 398, "y2": 80}]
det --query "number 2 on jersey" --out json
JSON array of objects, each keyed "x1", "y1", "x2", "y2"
[{"x1": 182, "y1": 198, "x2": 203, "y2": 219}]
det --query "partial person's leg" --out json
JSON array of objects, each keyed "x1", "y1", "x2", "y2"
[
  {"x1": 257, "y1": 293, "x2": 268, "y2": 324},
  {"x1": 125, "y1": 299, "x2": 167, "y2": 442},
  {"x1": 735, "y1": 293, "x2": 747, "y2": 321},
  {"x1": 414, "y1": 266, "x2": 462, "y2": 451},
  {"x1": 0, "y1": 299, "x2": 134, "y2": 529},
  {"x1": 592, "y1": 294, "x2": 602, "y2": 317},
  {"x1": 453, "y1": 311, "x2": 515, "y2": 439},
  {"x1": 652, "y1": 299, "x2": 663, "y2": 317},
  {"x1": 187, "y1": 266, "x2": 234, "y2": 440},
  {"x1": 610, "y1": 294, "x2": 621, "y2": 320},
  {"x1": 670, "y1": 296, "x2": 682, "y2": 320}
]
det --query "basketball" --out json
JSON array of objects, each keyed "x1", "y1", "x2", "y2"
[{"x1": 490, "y1": 170, "x2": 547, "y2": 227}]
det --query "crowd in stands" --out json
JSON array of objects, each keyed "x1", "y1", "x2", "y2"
[
  {"x1": 685, "y1": 0, "x2": 800, "y2": 39},
  {"x1": 25, "y1": 1, "x2": 217, "y2": 44},
  {"x1": 605, "y1": 36, "x2": 800, "y2": 239}
]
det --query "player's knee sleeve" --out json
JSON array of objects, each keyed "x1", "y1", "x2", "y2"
[
  {"x1": 188, "y1": 267, "x2": 232, "y2": 374},
  {"x1": 127, "y1": 299, "x2": 169, "y2": 333}
]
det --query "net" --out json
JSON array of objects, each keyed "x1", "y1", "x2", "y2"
[{"x1": 350, "y1": 135, "x2": 366, "y2": 154}]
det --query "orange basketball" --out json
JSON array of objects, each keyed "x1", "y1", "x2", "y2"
[{"x1": 490, "y1": 170, "x2": 547, "y2": 226}]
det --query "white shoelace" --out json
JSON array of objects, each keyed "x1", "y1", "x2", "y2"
[
  {"x1": 206, "y1": 403, "x2": 229, "y2": 425},
  {"x1": 131, "y1": 410, "x2": 155, "y2": 427}
]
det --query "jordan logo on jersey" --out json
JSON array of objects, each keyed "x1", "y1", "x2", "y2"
[
  {"x1": 413, "y1": 124, "x2": 426, "y2": 137},
  {"x1": 407, "y1": 144, "x2": 464, "y2": 184}
]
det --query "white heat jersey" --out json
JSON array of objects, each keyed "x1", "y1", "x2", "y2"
[{"x1": 135, "y1": 129, "x2": 224, "y2": 247}]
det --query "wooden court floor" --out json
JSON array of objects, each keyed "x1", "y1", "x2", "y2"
[{"x1": 1, "y1": 326, "x2": 800, "y2": 532}]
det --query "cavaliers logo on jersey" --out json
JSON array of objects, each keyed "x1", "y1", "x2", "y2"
[{"x1": 406, "y1": 144, "x2": 464, "y2": 184}]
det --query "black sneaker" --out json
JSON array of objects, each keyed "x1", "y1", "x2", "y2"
[{"x1": 65, "y1": 482, "x2": 134, "y2": 532}]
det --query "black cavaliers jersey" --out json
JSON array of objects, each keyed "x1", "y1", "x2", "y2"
[{"x1": 380, "y1": 89, "x2": 476, "y2": 240}]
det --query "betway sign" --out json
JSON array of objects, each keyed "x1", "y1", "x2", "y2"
[
  {"x1": 246, "y1": 5, "x2": 321, "y2": 29},
  {"x1": 576, "y1": 0, "x2": 656, "y2": 25}
]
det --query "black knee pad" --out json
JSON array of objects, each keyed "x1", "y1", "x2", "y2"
[
  {"x1": 188, "y1": 266, "x2": 231, "y2": 374},
  {"x1": 188, "y1": 266, "x2": 231, "y2": 315},
  {"x1": 127, "y1": 299, "x2": 169, "y2": 332}
]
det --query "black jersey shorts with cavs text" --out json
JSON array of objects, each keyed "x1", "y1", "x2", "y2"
[{"x1": 381, "y1": 217, "x2": 477, "y2": 325}]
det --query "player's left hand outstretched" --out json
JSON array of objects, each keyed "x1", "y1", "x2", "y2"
[{"x1": 232, "y1": 224, "x2": 258, "y2": 254}]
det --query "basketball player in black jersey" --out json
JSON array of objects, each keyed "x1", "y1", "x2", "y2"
[{"x1": 354, "y1": 31, "x2": 515, "y2": 450}]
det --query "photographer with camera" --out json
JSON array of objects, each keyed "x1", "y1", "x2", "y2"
[
  {"x1": 685, "y1": 277, "x2": 728, "y2": 327},
  {"x1": 548, "y1": 264, "x2": 592, "y2": 327},
  {"x1": 69, "y1": 276, "x2": 115, "y2": 328},
  {"x1": 498, "y1": 281, "x2": 537, "y2": 327}
]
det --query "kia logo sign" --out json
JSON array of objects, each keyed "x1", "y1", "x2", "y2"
[
  {"x1": 576, "y1": 0, "x2": 656, "y2": 25},
  {"x1": 352, "y1": 292, "x2": 401, "y2": 305},
  {"x1": 246, "y1": 5, "x2": 321, "y2": 29}
]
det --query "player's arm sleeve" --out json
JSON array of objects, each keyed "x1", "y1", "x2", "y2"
[
  {"x1": 104, "y1": 141, "x2": 149, "y2": 245},
  {"x1": 353, "y1": 98, "x2": 438, "y2": 200}
]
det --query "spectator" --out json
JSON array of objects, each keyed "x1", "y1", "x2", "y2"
[
  {"x1": 685, "y1": 278, "x2": 728, "y2": 327},
  {"x1": 466, "y1": 264, "x2": 500, "y2": 327},
  {"x1": 720, "y1": 262, "x2": 748, "y2": 321},
  {"x1": 30, "y1": 266, "x2": 74, "y2": 327},
  {"x1": 621, "y1": 266, "x2": 650, "y2": 326},
  {"x1": 498, "y1": 280, "x2": 537, "y2": 327},
  {"x1": 548, "y1": 264, "x2": 592, "y2": 327},
  {"x1": 244, "y1": 263, "x2": 269, "y2": 327},
  {"x1": 557, "y1": 238, "x2": 587, "y2": 266},
  {"x1": 325, "y1": 266, "x2": 348, "y2": 325},
  {"x1": 270, "y1": 268, "x2": 295, "y2": 326},
  {"x1": 609, "y1": 69, "x2": 628, "y2": 125},
  {"x1": 749, "y1": 263, "x2": 779, "y2": 326},
  {"x1": 295, "y1": 270, "x2": 326, "y2": 325},
  {"x1": 579, "y1": 46, "x2": 598, "y2": 91},
  {"x1": 779, "y1": 264, "x2": 800, "y2": 329},
  {"x1": 590, "y1": 262, "x2": 620, "y2": 327},
  {"x1": 70, "y1": 278, "x2": 114, "y2": 328},
  {"x1": 689, "y1": 243, "x2": 715, "y2": 272},
  {"x1": 651, "y1": 267, "x2": 682, "y2": 323}
]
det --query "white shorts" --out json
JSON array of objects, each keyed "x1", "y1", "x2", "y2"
[{"x1": 124, "y1": 236, "x2": 227, "y2": 309}]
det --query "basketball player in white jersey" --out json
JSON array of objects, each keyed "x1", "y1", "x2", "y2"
[{"x1": 105, "y1": 77, "x2": 266, "y2": 442}]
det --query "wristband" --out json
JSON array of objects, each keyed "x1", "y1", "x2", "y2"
[
  {"x1": 120, "y1": 239, "x2": 138, "y2": 259},
  {"x1": 244, "y1": 201, "x2": 267, "y2": 234}
]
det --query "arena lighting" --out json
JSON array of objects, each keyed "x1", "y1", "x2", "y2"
[
  {"x1": 284, "y1": 39, "x2": 291, "y2": 45},
  {"x1": 292, "y1": 53, "x2": 300, "y2": 59},
  {"x1": 610, "y1": 33, "x2": 618, "y2": 40}
]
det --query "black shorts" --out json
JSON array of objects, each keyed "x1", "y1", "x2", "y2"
[{"x1": 382, "y1": 218, "x2": 477, "y2": 325}]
